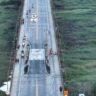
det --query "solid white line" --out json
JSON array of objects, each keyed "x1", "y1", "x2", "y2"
[
  {"x1": 36, "y1": 80, "x2": 39, "y2": 96},
  {"x1": 36, "y1": 0, "x2": 39, "y2": 40}
]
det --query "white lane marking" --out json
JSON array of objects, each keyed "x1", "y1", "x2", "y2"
[
  {"x1": 36, "y1": 0, "x2": 39, "y2": 40},
  {"x1": 36, "y1": 80, "x2": 39, "y2": 96}
]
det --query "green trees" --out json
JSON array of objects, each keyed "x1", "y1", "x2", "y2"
[
  {"x1": 0, "y1": 0, "x2": 21, "y2": 95},
  {"x1": 52, "y1": 0, "x2": 96, "y2": 95},
  {"x1": 0, "y1": 91, "x2": 7, "y2": 96}
]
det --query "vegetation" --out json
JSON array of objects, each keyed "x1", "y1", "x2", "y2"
[
  {"x1": 52, "y1": 0, "x2": 96, "y2": 95},
  {"x1": 0, "y1": 0, "x2": 21, "y2": 95},
  {"x1": 0, "y1": 91, "x2": 6, "y2": 96}
]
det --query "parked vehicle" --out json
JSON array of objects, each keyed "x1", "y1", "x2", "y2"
[
  {"x1": 59, "y1": 86, "x2": 63, "y2": 92},
  {"x1": 21, "y1": 50, "x2": 24, "y2": 58},
  {"x1": 31, "y1": 13, "x2": 38, "y2": 22},
  {"x1": 46, "y1": 64, "x2": 50, "y2": 74},
  {"x1": 22, "y1": 42, "x2": 25, "y2": 47},
  {"x1": 24, "y1": 65, "x2": 29, "y2": 74},
  {"x1": 23, "y1": 35, "x2": 26, "y2": 41},
  {"x1": 15, "y1": 58, "x2": 19, "y2": 63},
  {"x1": 21, "y1": 19, "x2": 24, "y2": 24},
  {"x1": 24, "y1": 42, "x2": 30, "y2": 64}
]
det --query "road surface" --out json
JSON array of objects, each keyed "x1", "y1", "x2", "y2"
[{"x1": 10, "y1": 0, "x2": 63, "y2": 96}]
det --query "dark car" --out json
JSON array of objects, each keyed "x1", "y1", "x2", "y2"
[
  {"x1": 24, "y1": 65, "x2": 29, "y2": 74},
  {"x1": 21, "y1": 19, "x2": 24, "y2": 24}
]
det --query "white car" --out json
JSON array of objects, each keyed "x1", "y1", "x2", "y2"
[
  {"x1": 22, "y1": 42, "x2": 25, "y2": 47},
  {"x1": 21, "y1": 50, "x2": 24, "y2": 58},
  {"x1": 45, "y1": 59, "x2": 49, "y2": 64},
  {"x1": 31, "y1": 14, "x2": 38, "y2": 22}
]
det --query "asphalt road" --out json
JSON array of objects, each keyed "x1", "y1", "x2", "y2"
[{"x1": 10, "y1": 0, "x2": 63, "y2": 96}]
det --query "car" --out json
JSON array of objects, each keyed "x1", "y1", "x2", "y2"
[
  {"x1": 21, "y1": 19, "x2": 24, "y2": 24},
  {"x1": 45, "y1": 59, "x2": 49, "y2": 64},
  {"x1": 46, "y1": 64, "x2": 50, "y2": 74},
  {"x1": 24, "y1": 65, "x2": 29, "y2": 74},
  {"x1": 27, "y1": 44, "x2": 30, "y2": 46},
  {"x1": 21, "y1": 50, "x2": 24, "y2": 58},
  {"x1": 59, "y1": 86, "x2": 63, "y2": 92},
  {"x1": 31, "y1": 13, "x2": 38, "y2": 22},
  {"x1": 22, "y1": 42, "x2": 25, "y2": 47},
  {"x1": 23, "y1": 35, "x2": 26, "y2": 40},
  {"x1": 15, "y1": 58, "x2": 19, "y2": 62}
]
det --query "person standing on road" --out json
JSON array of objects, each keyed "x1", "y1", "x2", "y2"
[{"x1": 59, "y1": 86, "x2": 63, "y2": 92}]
